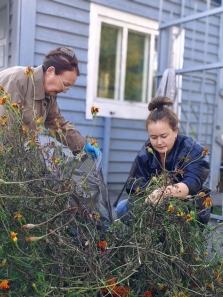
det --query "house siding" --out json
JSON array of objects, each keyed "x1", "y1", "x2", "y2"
[{"x1": 34, "y1": 0, "x2": 106, "y2": 153}]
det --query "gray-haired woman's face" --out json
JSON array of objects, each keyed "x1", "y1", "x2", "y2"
[
  {"x1": 43, "y1": 67, "x2": 77, "y2": 96},
  {"x1": 147, "y1": 120, "x2": 178, "y2": 156}
]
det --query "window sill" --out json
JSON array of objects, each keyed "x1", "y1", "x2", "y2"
[{"x1": 86, "y1": 98, "x2": 149, "y2": 120}]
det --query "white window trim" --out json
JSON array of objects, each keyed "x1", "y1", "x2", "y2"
[{"x1": 86, "y1": 3, "x2": 158, "y2": 120}]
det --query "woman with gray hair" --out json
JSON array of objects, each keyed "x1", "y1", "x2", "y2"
[{"x1": 0, "y1": 47, "x2": 99, "y2": 158}]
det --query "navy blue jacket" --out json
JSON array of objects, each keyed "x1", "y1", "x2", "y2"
[{"x1": 126, "y1": 134, "x2": 210, "y2": 196}]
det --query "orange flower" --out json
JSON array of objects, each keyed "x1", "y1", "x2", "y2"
[
  {"x1": 186, "y1": 214, "x2": 192, "y2": 222},
  {"x1": 21, "y1": 125, "x2": 28, "y2": 134},
  {"x1": 53, "y1": 118, "x2": 59, "y2": 125},
  {"x1": 28, "y1": 138, "x2": 36, "y2": 147},
  {"x1": 0, "y1": 86, "x2": 5, "y2": 94},
  {"x1": 144, "y1": 291, "x2": 153, "y2": 297},
  {"x1": 102, "y1": 284, "x2": 131, "y2": 297},
  {"x1": 0, "y1": 96, "x2": 8, "y2": 105},
  {"x1": 215, "y1": 269, "x2": 221, "y2": 277},
  {"x1": 10, "y1": 231, "x2": 18, "y2": 242},
  {"x1": 202, "y1": 147, "x2": 209, "y2": 157},
  {"x1": 98, "y1": 241, "x2": 107, "y2": 251},
  {"x1": 135, "y1": 187, "x2": 140, "y2": 194},
  {"x1": 206, "y1": 282, "x2": 213, "y2": 288},
  {"x1": 167, "y1": 205, "x2": 174, "y2": 212},
  {"x1": 0, "y1": 115, "x2": 8, "y2": 120},
  {"x1": 0, "y1": 147, "x2": 2, "y2": 154},
  {"x1": 14, "y1": 213, "x2": 22, "y2": 219},
  {"x1": 0, "y1": 121, "x2": 6, "y2": 127},
  {"x1": 91, "y1": 139, "x2": 97, "y2": 146},
  {"x1": 113, "y1": 286, "x2": 131, "y2": 297},
  {"x1": 36, "y1": 116, "x2": 44, "y2": 125},
  {"x1": 101, "y1": 279, "x2": 116, "y2": 293},
  {"x1": 215, "y1": 268, "x2": 223, "y2": 283},
  {"x1": 91, "y1": 106, "x2": 99, "y2": 115},
  {"x1": 159, "y1": 285, "x2": 167, "y2": 292},
  {"x1": 93, "y1": 213, "x2": 100, "y2": 219},
  {"x1": 36, "y1": 126, "x2": 42, "y2": 132},
  {"x1": 53, "y1": 158, "x2": 60, "y2": 164},
  {"x1": 108, "y1": 279, "x2": 116, "y2": 285},
  {"x1": 176, "y1": 211, "x2": 184, "y2": 217},
  {"x1": 202, "y1": 197, "x2": 213, "y2": 208},
  {"x1": 0, "y1": 280, "x2": 11, "y2": 292},
  {"x1": 24, "y1": 66, "x2": 34, "y2": 77},
  {"x1": 11, "y1": 102, "x2": 20, "y2": 110}
]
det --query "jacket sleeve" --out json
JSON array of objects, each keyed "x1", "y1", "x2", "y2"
[
  {"x1": 126, "y1": 147, "x2": 151, "y2": 194},
  {"x1": 180, "y1": 149, "x2": 210, "y2": 195},
  {"x1": 44, "y1": 98, "x2": 86, "y2": 155},
  {"x1": 0, "y1": 72, "x2": 28, "y2": 117}
]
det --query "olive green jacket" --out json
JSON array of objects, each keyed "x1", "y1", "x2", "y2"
[{"x1": 0, "y1": 65, "x2": 86, "y2": 154}]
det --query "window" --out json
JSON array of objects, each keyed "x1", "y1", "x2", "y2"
[
  {"x1": 0, "y1": 0, "x2": 8, "y2": 71},
  {"x1": 86, "y1": 3, "x2": 158, "y2": 120}
]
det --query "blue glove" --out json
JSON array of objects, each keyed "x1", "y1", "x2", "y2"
[{"x1": 84, "y1": 142, "x2": 100, "y2": 159}]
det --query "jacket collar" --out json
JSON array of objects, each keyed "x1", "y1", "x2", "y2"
[
  {"x1": 33, "y1": 65, "x2": 46, "y2": 100},
  {"x1": 146, "y1": 135, "x2": 187, "y2": 170}
]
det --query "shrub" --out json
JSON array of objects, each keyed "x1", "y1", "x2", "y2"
[{"x1": 0, "y1": 80, "x2": 223, "y2": 297}]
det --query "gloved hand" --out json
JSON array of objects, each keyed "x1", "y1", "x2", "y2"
[{"x1": 84, "y1": 141, "x2": 100, "y2": 159}]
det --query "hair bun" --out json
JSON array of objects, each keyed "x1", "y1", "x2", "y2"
[{"x1": 148, "y1": 96, "x2": 173, "y2": 111}]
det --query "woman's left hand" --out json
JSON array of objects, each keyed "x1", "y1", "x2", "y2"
[{"x1": 145, "y1": 189, "x2": 164, "y2": 204}]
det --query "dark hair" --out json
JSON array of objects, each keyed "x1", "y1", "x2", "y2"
[
  {"x1": 42, "y1": 47, "x2": 80, "y2": 75},
  {"x1": 146, "y1": 96, "x2": 179, "y2": 130}
]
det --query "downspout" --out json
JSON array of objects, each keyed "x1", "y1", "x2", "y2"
[{"x1": 102, "y1": 117, "x2": 111, "y2": 183}]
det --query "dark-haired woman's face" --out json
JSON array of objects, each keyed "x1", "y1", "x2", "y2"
[
  {"x1": 43, "y1": 67, "x2": 77, "y2": 96},
  {"x1": 147, "y1": 120, "x2": 178, "y2": 156}
]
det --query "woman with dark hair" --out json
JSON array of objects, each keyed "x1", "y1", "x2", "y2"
[
  {"x1": 115, "y1": 96, "x2": 211, "y2": 224},
  {"x1": 0, "y1": 47, "x2": 99, "y2": 158}
]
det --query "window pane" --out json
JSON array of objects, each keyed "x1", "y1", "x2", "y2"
[
  {"x1": 124, "y1": 31, "x2": 150, "y2": 102},
  {"x1": 97, "y1": 24, "x2": 120, "y2": 99},
  {"x1": 152, "y1": 36, "x2": 158, "y2": 98}
]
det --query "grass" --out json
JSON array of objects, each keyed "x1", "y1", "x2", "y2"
[{"x1": 212, "y1": 205, "x2": 223, "y2": 216}]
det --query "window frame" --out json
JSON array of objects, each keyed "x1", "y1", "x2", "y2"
[
  {"x1": 86, "y1": 3, "x2": 158, "y2": 120},
  {"x1": 0, "y1": 0, "x2": 9, "y2": 71}
]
